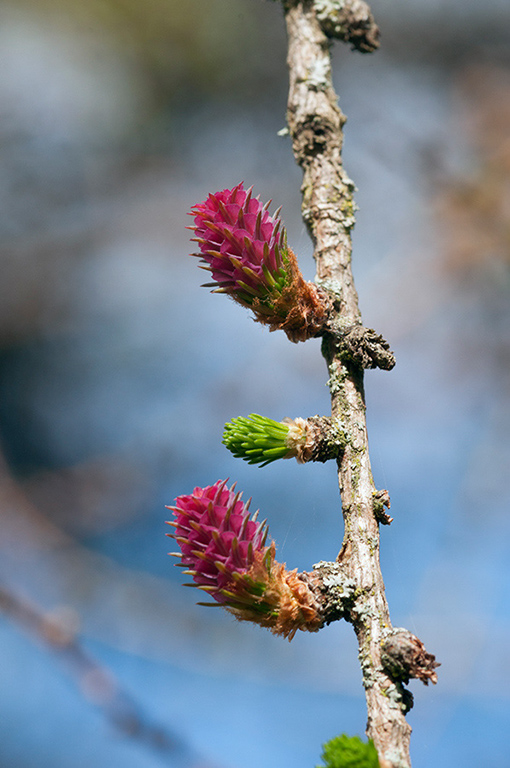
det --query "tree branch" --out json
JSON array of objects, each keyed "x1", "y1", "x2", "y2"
[{"x1": 283, "y1": 2, "x2": 436, "y2": 765}]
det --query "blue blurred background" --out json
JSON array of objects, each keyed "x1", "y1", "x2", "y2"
[{"x1": 0, "y1": 0, "x2": 509, "y2": 766}]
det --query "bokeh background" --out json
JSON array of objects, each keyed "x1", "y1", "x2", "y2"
[{"x1": 0, "y1": 0, "x2": 509, "y2": 766}]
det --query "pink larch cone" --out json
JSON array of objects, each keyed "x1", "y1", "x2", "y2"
[
  {"x1": 189, "y1": 183, "x2": 331, "y2": 342},
  {"x1": 166, "y1": 480, "x2": 322, "y2": 639}
]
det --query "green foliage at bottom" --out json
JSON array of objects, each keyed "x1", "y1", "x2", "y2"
[{"x1": 317, "y1": 735, "x2": 380, "y2": 768}]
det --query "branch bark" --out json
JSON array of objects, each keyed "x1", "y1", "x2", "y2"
[{"x1": 282, "y1": 2, "x2": 436, "y2": 765}]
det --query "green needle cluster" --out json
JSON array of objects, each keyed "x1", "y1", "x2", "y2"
[
  {"x1": 223, "y1": 414, "x2": 291, "y2": 467},
  {"x1": 317, "y1": 735, "x2": 380, "y2": 768}
]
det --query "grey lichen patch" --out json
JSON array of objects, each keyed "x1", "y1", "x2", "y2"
[
  {"x1": 381, "y1": 682, "x2": 404, "y2": 711},
  {"x1": 352, "y1": 599, "x2": 376, "y2": 622},
  {"x1": 301, "y1": 205, "x2": 313, "y2": 230},
  {"x1": 348, "y1": 453, "x2": 363, "y2": 490},
  {"x1": 325, "y1": 366, "x2": 347, "y2": 396},
  {"x1": 341, "y1": 212, "x2": 356, "y2": 231},
  {"x1": 366, "y1": 533, "x2": 379, "y2": 556},
  {"x1": 314, "y1": 0, "x2": 347, "y2": 34},
  {"x1": 312, "y1": 560, "x2": 355, "y2": 623},
  {"x1": 327, "y1": 416, "x2": 349, "y2": 448},
  {"x1": 313, "y1": 561, "x2": 356, "y2": 594},
  {"x1": 330, "y1": 416, "x2": 350, "y2": 454},
  {"x1": 358, "y1": 646, "x2": 376, "y2": 689},
  {"x1": 316, "y1": 277, "x2": 346, "y2": 302},
  {"x1": 307, "y1": 56, "x2": 331, "y2": 91},
  {"x1": 341, "y1": 171, "x2": 357, "y2": 193},
  {"x1": 339, "y1": 193, "x2": 357, "y2": 230},
  {"x1": 313, "y1": 177, "x2": 358, "y2": 231},
  {"x1": 380, "y1": 682, "x2": 414, "y2": 715}
]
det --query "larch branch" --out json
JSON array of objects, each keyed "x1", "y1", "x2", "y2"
[{"x1": 282, "y1": 2, "x2": 437, "y2": 765}]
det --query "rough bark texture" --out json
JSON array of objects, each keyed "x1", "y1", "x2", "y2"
[
  {"x1": 314, "y1": 0, "x2": 380, "y2": 53},
  {"x1": 283, "y1": 2, "x2": 435, "y2": 765},
  {"x1": 297, "y1": 415, "x2": 347, "y2": 463}
]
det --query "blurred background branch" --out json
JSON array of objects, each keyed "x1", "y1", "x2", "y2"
[{"x1": 0, "y1": 582, "x2": 186, "y2": 762}]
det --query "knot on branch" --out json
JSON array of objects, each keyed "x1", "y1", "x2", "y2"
[
  {"x1": 292, "y1": 415, "x2": 348, "y2": 463},
  {"x1": 314, "y1": 0, "x2": 380, "y2": 53},
  {"x1": 290, "y1": 113, "x2": 342, "y2": 160},
  {"x1": 304, "y1": 560, "x2": 356, "y2": 625},
  {"x1": 327, "y1": 322, "x2": 396, "y2": 370},
  {"x1": 381, "y1": 628, "x2": 440, "y2": 686}
]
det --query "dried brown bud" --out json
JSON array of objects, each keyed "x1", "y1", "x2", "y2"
[{"x1": 381, "y1": 628, "x2": 440, "y2": 685}]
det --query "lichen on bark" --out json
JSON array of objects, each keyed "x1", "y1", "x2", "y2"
[{"x1": 281, "y1": 1, "x2": 436, "y2": 765}]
